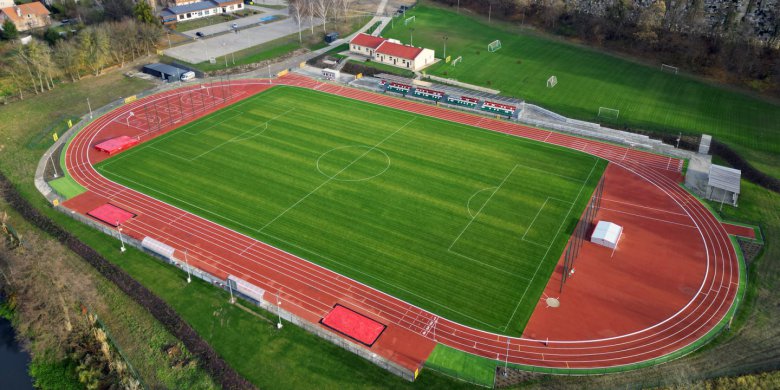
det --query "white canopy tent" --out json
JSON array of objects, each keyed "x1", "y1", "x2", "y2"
[{"x1": 591, "y1": 221, "x2": 623, "y2": 249}]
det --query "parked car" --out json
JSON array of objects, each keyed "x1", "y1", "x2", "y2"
[
  {"x1": 231, "y1": 23, "x2": 238, "y2": 29},
  {"x1": 195, "y1": 31, "x2": 205, "y2": 37},
  {"x1": 243, "y1": 0, "x2": 254, "y2": 4}
]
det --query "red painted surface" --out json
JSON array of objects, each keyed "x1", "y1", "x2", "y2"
[
  {"x1": 94, "y1": 135, "x2": 139, "y2": 155},
  {"x1": 523, "y1": 164, "x2": 707, "y2": 340},
  {"x1": 721, "y1": 223, "x2": 756, "y2": 239},
  {"x1": 87, "y1": 204, "x2": 135, "y2": 226},
  {"x1": 321, "y1": 305, "x2": 387, "y2": 346},
  {"x1": 61, "y1": 74, "x2": 739, "y2": 371}
]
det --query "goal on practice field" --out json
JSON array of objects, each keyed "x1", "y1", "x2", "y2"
[
  {"x1": 547, "y1": 75, "x2": 557, "y2": 88},
  {"x1": 488, "y1": 40, "x2": 502, "y2": 52},
  {"x1": 404, "y1": 15, "x2": 415, "y2": 26},
  {"x1": 451, "y1": 56, "x2": 462, "y2": 66},
  {"x1": 661, "y1": 64, "x2": 678, "y2": 74},
  {"x1": 598, "y1": 107, "x2": 620, "y2": 120}
]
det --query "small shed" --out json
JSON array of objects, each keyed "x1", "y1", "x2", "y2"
[
  {"x1": 324, "y1": 31, "x2": 339, "y2": 43},
  {"x1": 591, "y1": 221, "x2": 623, "y2": 249},
  {"x1": 322, "y1": 68, "x2": 339, "y2": 80},
  {"x1": 706, "y1": 164, "x2": 741, "y2": 206}
]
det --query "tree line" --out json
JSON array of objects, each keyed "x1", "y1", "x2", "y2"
[
  {"x1": 1, "y1": 18, "x2": 161, "y2": 100},
  {"x1": 288, "y1": 0, "x2": 355, "y2": 42}
]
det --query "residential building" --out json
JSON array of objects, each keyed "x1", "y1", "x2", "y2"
[
  {"x1": 0, "y1": 2, "x2": 51, "y2": 32},
  {"x1": 160, "y1": 0, "x2": 243, "y2": 26}
]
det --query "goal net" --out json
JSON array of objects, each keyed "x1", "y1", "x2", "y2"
[
  {"x1": 547, "y1": 75, "x2": 557, "y2": 88},
  {"x1": 598, "y1": 107, "x2": 620, "y2": 120},
  {"x1": 661, "y1": 64, "x2": 678, "y2": 74},
  {"x1": 488, "y1": 40, "x2": 501, "y2": 52},
  {"x1": 404, "y1": 15, "x2": 415, "y2": 26},
  {"x1": 451, "y1": 56, "x2": 462, "y2": 66}
]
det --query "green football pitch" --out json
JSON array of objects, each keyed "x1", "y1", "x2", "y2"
[
  {"x1": 383, "y1": 5, "x2": 780, "y2": 158},
  {"x1": 96, "y1": 86, "x2": 606, "y2": 334}
]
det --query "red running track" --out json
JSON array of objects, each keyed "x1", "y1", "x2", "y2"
[{"x1": 63, "y1": 74, "x2": 739, "y2": 370}]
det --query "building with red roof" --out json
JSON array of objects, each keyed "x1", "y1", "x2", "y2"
[
  {"x1": 0, "y1": 2, "x2": 50, "y2": 32},
  {"x1": 349, "y1": 33, "x2": 435, "y2": 71}
]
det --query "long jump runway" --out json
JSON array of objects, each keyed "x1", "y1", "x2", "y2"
[{"x1": 62, "y1": 74, "x2": 739, "y2": 371}]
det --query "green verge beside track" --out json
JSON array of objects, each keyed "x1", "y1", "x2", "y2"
[
  {"x1": 383, "y1": 4, "x2": 780, "y2": 157},
  {"x1": 95, "y1": 86, "x2": 605, "y2": 335}
]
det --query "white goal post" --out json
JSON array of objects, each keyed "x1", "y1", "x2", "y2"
[
  {"x1": 488, "y1": 40, "x2": 501, "y2": 52},
  {"x1": 661, "y1": 64, "x2": 678, "y2": 74},
  {"x1": 451, "y1": 56, "x2": 462, "y2": 66},
  {"x1": 547, "y1": 75, "x2": 557, "y2": 88},
  {"x1": 598, "y1": 107, "x2": 620, "y2": 120},
  {"x1": 404, "y1": 15, "x2": 415, "y2": 25}
]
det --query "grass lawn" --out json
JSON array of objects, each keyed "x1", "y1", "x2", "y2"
[
  {"x1": 173, "y1": 14, "x2": 235, "y2": 32},
  {"x1": 95, "y1": 86, "x2": 605, "y2": 334},
  {"x1": 382, "y1": 4, "x2": 780, "y2": 159},
  {"x1": 349, "y1": 59, "x2": 417, "y2": 78}
]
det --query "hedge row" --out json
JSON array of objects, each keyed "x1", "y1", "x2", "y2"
[
  {"x1": 710, "y1": 140, "x2": 780, "y2": 194},
  {"x1": 0, "y1": 172, "x2": 255, "y2": 390}
]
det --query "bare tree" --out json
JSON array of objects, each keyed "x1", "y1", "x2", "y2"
[
  {"x1": 289, "y1": 0, "x2": 305, "y2": 43},
  {"x1": 54, "y1": 40, "x2": 82, "y2": 81},
  {"x1": 315, "y1": 0, "x2": 329, "y2": 33}
]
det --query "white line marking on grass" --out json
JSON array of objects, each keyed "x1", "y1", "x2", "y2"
[
  {"x1": 445, "y1": 248, "x2": 530, "y2": 279},
  {"x1": 512, "y1": 162, "x2": 589, "y2": 184},
  {"x1": 502, "y1": 159, "x2": 599, "y2": 331},
  {"x1": 522, "y1": 197, "x2": 550, "y2": 241},
  {"x1": 449, "y1": 165, "x2": 519, "y2": 251},
  {"x1": 190, "y1": 108, "x2": 295, "y2": 161},
  {"x1": 256, "y1": 116, "x2": 418, "y2": 233},
  {"x1": 465, "y1": 187, "x2": 497, "y2": 218}
]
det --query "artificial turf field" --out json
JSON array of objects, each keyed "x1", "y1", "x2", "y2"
[
  {"x1": 96, "y1": 86, "x2": 606, "y2": 334},
  {"x1": 383, "y1": 4, "x2": 780, "y2": 158}
]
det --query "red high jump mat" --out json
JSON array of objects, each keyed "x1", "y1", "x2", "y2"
[
  {"x1": 94, "y1": 136, "x2": 139, "y2": 155},
  {"x1": 320, "y1": 305, "x2": 386, "y2": 346},
  {"x1": 87, "y1": 204, "x2": 135, "y2": 226}
]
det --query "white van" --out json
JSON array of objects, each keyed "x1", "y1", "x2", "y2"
[{"x1": 180, "y1": 71, "x2": 196, "y2": 82}]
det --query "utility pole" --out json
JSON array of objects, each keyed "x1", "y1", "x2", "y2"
[
  {"x1": 117, "y1": 221, "x2": 126, "y2": 252},
  {"x1": 276, "y1": 291, "x2": 283, "y2": 329},
  {"x1": 184, "y1": 250, "x2": 192, "y2": 284}
]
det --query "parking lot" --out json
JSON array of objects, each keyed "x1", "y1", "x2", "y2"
[{"x1": 164, "y1": 5, "x2": 322, "y2": 64}]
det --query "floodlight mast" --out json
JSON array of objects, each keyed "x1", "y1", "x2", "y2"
[
  {"x1": 117, "y1": 221, "x2": 126, "y2": 252},
  {"x1": 184, "y1": 250, "x2": 192, "y2": 283}
]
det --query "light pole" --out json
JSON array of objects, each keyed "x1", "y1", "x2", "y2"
[
  {"x1": 676, "y1": 132, "x2": 681, "y2": 148},
  {"x1": 410, "y1": 28, "x2": 415, "y2": 47},
  {"x1": 503, "y1": 337, "x2": 510, "y2": 377},
  {"x1": 87, "y1": 97, "x2": 93, "y2": 119},
  {"x1": 184, "y1": 250, "x2": 192, "y2": 284},
  {"x1": 268, "y1": 64, "x2": 272, "y2": 84},
  {"x1": 228, "y1": 280, "x2": 236, "y2": 304},
  {"x1": 117, "y1": 221, "x2": 126, "y2": 253},
  {"x1": 49, "y1": 153, "x2": 58, "y2": 178},
  {"x1": 276, "y1": 291, "x2": 283, "y2": 329},
  {"x1": 443, "y1": 35, "x2": 448, "y2": 59}
]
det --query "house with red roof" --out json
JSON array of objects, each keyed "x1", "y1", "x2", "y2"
[
  {"x1": 349, "y1": 33, "x2": 435, "y2": 72},
  {"x1": 0, "y1": 2, "x2": 50, "y2": 32}
]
